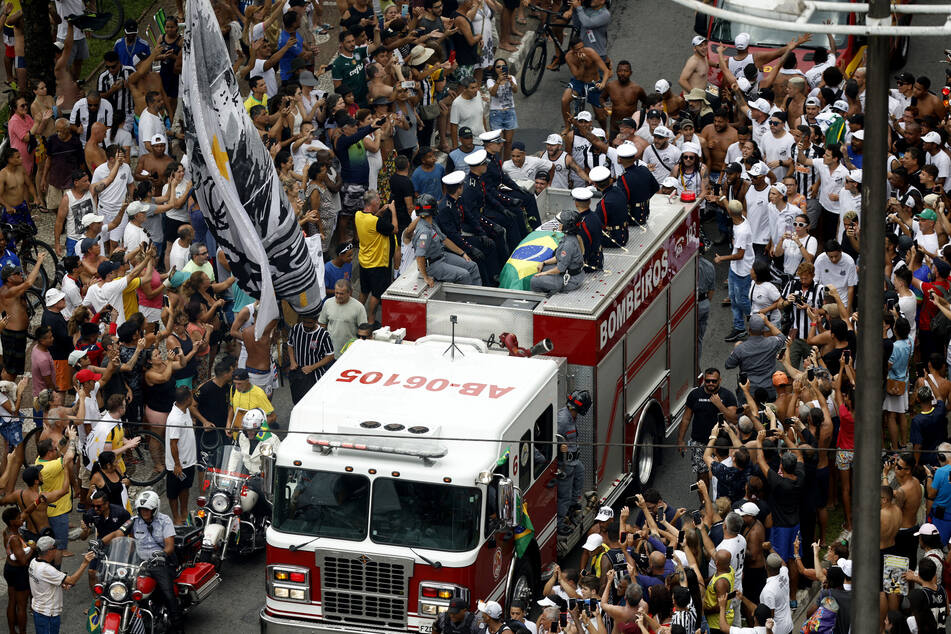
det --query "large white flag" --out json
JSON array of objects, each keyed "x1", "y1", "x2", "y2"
[{"x1": 181, "y1": 0, "x2": 321, "y2": 338}]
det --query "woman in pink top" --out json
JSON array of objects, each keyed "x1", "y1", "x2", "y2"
[
  {"x1": 832, "y1": 364, "x2": 856, "y2": 532},
  {"x1": 136, "y1": 265, "x2": 165, "y2": 331},
  {"x1": 7, "y1": 95, "x2": 49, "y2": 177}
]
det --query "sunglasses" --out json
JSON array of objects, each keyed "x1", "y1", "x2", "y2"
[
  {"x1": 769, "y1": 121, "x2": 783, "y2": 126},
  {"x1": 793, "y1": 221, "x2": 809, "y2": 228},
  {"x1": 703, "y1": 378, "x2": 719, "y2": 384}
]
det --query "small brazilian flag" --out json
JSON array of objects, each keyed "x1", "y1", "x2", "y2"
[
  {"x1": 499, "y1": 230, "x2": 564, "y2": 291},
  {"x1": 514, "y1": 495, "x2": 534, "y2": 558},
  {"x1": 86, "y1": 599, "x2": 101, "y2": 632}
]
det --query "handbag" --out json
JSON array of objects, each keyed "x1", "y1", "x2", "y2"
[
  {"x1": 885, "y1": 379, "x2": 906, "y2": 396},
  {"x1": 419, "y1": 102, "x2": 441, "y2": 121}
]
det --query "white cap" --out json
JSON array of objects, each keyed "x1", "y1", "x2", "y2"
[
  {"x1": 591, "y1": 127, "x2": 606, "y2": 138},
  {"x1": 852, "y1": 130, "x2": 865, "y2": 141},
  {"x1": 126, "y1": 200, "x2": 150, "y2": 217},
  {"x1": 836, "y1": 558, "x2": 853, "y2": 578},
  {"x1": 44, "y1": 288, "x2": 65, "y2": 307},
  {"x1": 736, "y1": 77, "x2": 752, "y2": 94},
  {"x1": 923, "y1": 131, "x2": 942, "y2": 144},
  {"x1": 805, "y1": 96, "x2": 821, "y2": 107},
  {"x1": 589, "y1": 166, "x2": 612, "y2": 182},
  {"x1": 748, "y1": 162, "x2": 769, "y2": 177},
  {"x1": 81, "y1": 212, "x2": 105, "y2": 227},
  {"x1": 682, "y1": 141, "x2": 702, "y2": 156},
  {"x1": 655, "y1": 79, "x2": 671, "y2": 94},
  {"x1": 545, "y1": 133, "x2": 564, "y2": 146},
  {"x1": 737, "y1": 501, "x2": 760, "y2": 517},
  {"x1": 582, "y1": 533, "x2": 604, "y2": 551},
  {"x1": 68, "y1": 349, "x2": 88, "y2": 367},
  {"x1": 692, "y1": 35, "x2": 706, "y2": 46},
  {"x1": 653, "y1": 125, "x2": 673, "y2": 139},
  {"x1": 574, "y1": 110, "x2": 593, "y2": 122},
  {"x1": 750, "y1": 98, "x2": 772, "y2": 113},
  {"x1": 149, "y1": 134, "x2": 167, "y2": 145},
  {"x1": 442, "y1": 170, "x2": 466, "y2": 186},
  {"x1": 832, "y1": 99, "x2": 849, "y2": 112},
  {"x1": 617, "y1": 143, "x2": 637, "y2": 158},
  {"x1": 924, "y1": 193, "x2": 941, "y2": 209},
  {"x1": 537, "y1": 596, "x2": 559, "y2": 607},
  {"x1": 572, "y1": 187, "x2": 594, "y2": 201},
  {"x1": 735, "y1": 32, "x2": 750, "y2": 49},
  {"x1": 595, "y1": 506, "x2": 614, "y2": 521},
  {"x1": 478, "y1": 129, "x2": 503, "y2": 144},
  {"x1": 915, "y1": 522, "x2": 940, "y2": 537},
  {"x1": 463, "y1": 149, "x2": 488, "y2": 166},
  {"x1": 847, "y1": 169, "x2": 863, "y2": 183},
  {"x1": 770, "y1": 182, "x2": 787, "y2": 196},
  {"x1": 477, "y1": 600, "x2": 503, "y2": 620},
  {"x1": 661, "y1": 176, "x2": 678, "y2": 188}
]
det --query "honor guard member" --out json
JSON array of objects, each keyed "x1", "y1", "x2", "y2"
[
  {"x1": 617, "y1": 142, "x2": 659, "y2": 226},
  {"x1": 413, "y1": 194, "x2": 482, "y2": 287},
  {"x1": 556, "y1": 389, "x2": 592, "y2": 533},
  {"x1": 480, "y1": 129, "x2": 541, "y2": 228},
  {"x1": 475, "y1": 132, "x2": 529, "y2": 244},
  {"x1": 458, "y1": 161, "x2": 510, "y2": 266},
  {"x1": 464, "y1": 149, "x2": 523, "y2": 253},
  {"x1": 591, "y1": 165, "x2": 629, "y2": 247},
  {"x1": 573, "y1": 187, "x2": 603, "y2": 272},
  {"x1": 530, "y1": 209, "x2": 585, "y2": 294},
  {"x1": 438, "y1": 170, "x2": 502, "y2": 284}
]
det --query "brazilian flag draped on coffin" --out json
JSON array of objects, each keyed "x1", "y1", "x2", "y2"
[
  {"x1": 499, "y1": 230, "x2": 564, "y2": 290},
  {"x1": 182, "y1": 0, "x2": 323, "y2": 338}
]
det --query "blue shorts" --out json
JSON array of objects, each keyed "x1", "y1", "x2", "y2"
[
  {"x1": 489, "y1": 108, "x2": 518, "y2": 131},
  {"x1": 65, "y1": 237, "x2": 77, "y2": 258},
  {"x1": 770, "y1": 524, "x2": 800, "y2": 562},
  {"x1": 568, "y1": 78, "x2": 602, "y2": 108},
  {"x1": 48, "y1": 512, "x2": 70, "y2": 550}
]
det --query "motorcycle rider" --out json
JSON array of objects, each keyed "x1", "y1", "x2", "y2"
[
  {"x1": 238, "y1": 407, "x2": 281, "y2": 524},
  {"x1": 102, "y1": 490, "x2": 183, "y2": 634}
]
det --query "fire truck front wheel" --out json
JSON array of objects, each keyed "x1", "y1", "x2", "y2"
[
  {"x1": 508, "y1": 559, "x2": 536, "y2": 608},
  {"x1": 633, "y1": 421, "x2": 659, "y2": 488}
]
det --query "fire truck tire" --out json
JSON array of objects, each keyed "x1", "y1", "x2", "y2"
[
  {"x1": 508, "y1": 560, "x2": 536, "y2": 608},
  {"x1": 633, "y1": 421, "x2": 659, "y2": 488}
]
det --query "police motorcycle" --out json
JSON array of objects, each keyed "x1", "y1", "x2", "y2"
[
  {"x1": 194, "y1": 408, "x2": 274, "y2": 566},
  {"x1": 89, "y1": 495, "x2": 221, "y2": 633}
]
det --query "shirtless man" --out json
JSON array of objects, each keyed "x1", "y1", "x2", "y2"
[
  {"x1": 0, "y1": 464, "x2": 58, "y2": 544},
  {"x1": 52, "y1": 16, "x2": 81, "y2": 113},
  {"x1": 128, "y1": 47, "x2": 175, "y2": 117},
  {"x1": 784, "y1": 77, "x2": 808, "y2": 126},
  {"x1": 879, "y1": 484, "x2": 903, "y2": 617},
  {"x1": 84, "y1": 122, "x2": 108, "y2": 173},
  {"x1": 913, "y1": 76, "x2": 947, "y2": 121},
  {"x1": 700, "y1": 109, "x2": 738, "y2": 180},
  {"x1": 890, "y1": 453, "x2": 924, "y2": 565},
  {"x1": 135, "y1": 138, "x2": 174, "y2": 198},
  {"x1": 0, "y1": 254, "x2": 46, "y2": 379},
  {"x1": 366, "y1": 63, "x2": 395, "y2": 102},
  {"x1": 0, "y1": 147, "x2": 37, "y2": 229},
  {"x1": 241, "y1": 318, "x2": 278, "y2": 398},
  {"x1": 604, "y1": 60, "x2": 644, "y2": 138},
  {"x1": 562, "y1": 36, "x2": 612, "y2": 129},
  {"x1": 679, "y1": 35, "x2": 709, "y2": 93}
]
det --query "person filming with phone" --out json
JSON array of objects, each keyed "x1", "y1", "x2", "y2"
[
  {"x1": 678, "y1": 367, "x2": 739, "y2": 485},
  {"x1": 725, "y1": 314, "x2": 787, "y2": 402}
]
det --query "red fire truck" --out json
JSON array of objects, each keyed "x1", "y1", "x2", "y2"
[{"x1": 260, "y1": 189, "x2": 700, "y2": 633}]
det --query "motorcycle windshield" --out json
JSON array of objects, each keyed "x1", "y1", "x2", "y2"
[
  {"x1": 100, "y1": 537, "x2": 141, "y2": 581},
  {"x1": 207, "y1": 444, "x2": 250, "y2": 492}
]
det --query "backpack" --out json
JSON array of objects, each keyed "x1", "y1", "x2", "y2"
[
  {"x1": 930, "y1": 283, "x2": 951, "y2": 349},
  {"x1": 801, "y1": 595, "x2": 838, "y2": 634}
]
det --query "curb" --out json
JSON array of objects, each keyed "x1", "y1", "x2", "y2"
[{"x1": 499, "y1": 29, "x2": 537, "y2": 75}]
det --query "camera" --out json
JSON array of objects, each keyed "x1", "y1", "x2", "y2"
[
  {"x1": 807, "y1": 368, "x2": 815, "y2": 381},
  {"x1": 793, "y1": 291, "x2": 804, "y2": 305},
  {"x1": 738, "y1": 372, "x2": 748, "y2": 385}
]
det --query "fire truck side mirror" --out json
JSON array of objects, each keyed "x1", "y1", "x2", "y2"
[
  {"x1": 259, "y1": 451, "x2": 275, "y2": 499},
  {"x1": 497, "y1": 477, "x2": 517, "y2": 528}
]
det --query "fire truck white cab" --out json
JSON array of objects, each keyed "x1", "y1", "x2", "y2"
[{"x1": 260, "y1": 189, "x2": 700, "y2": 633}]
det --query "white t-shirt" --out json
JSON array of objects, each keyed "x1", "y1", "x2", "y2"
[
  {"x1": 769, "y1": 203, "x2": 799, "y2": 247},
  {"x1": 137, "y1": 110, "x2": 165, "y2": 153},
  {"x1": 252, "y1": 58, "x2": 279, "y2": 98},
  {"x1": 644, "y1": 143, "x2": 682, "y2": 184},
  {"x1": 54, "y1": 0, "x2": 86, "y2": 41},
  {"x1": 28, "y1": 559, "x2": 67, "y2": 617},
  {"x1": 815, "y1": 161, "x2": 849, "y2": 211},
  {"x1": 814, "y1": 251, "x2": 858, "y2": 301},
  {"x1": 83, "y1": 277, "x2": 130, "y2": 324},
  {"x1": 161, "y1": 180, "x2": 189, "y2": 223},
  {"x1": 61, "y1": 275, "x2": 82, "y2": 320},
  {"x1": 123, "y1": 221, "x2": 150, "y2": 251},
  {"x1": 779, "y1": 234, "x2": 817, "y2": 276},
  {"x1": 486, "y1": 76, "x2": 518, "y2": 111},
  {"x1": 835, "y1": 189, "x2": 862, "y2": 242},
  {"x1": 927, "y1": 149, "x2": 951, "y2": 182},
  {"x1": 709, "y1": 533, "x2": 747, "y2": 591},
  {"x1": 744, "y1": 183, "x2": 772, "y2": 245},
  {"x1": 759, "y1": 567, "x2": 793, "y2": 634},
  {"x1": 760, "y1": 131, "x2": 795, "y2": 181},
  {"x1": 898, "y1": 291, "x2": 918, "y2": 343},
  {"x1": 92, "y1": 162, "x2": 133, "y2": 219},
  {"x1": 168, "y1": 240, "x2": 190, "y2": 272},
  {"x1": 449, "y1": 95, "x2": 486, "y2": 144},
  {"x1": 503, "y1": 156, "x2": 553, "y2": 184},
  {"x1": 166, "y1": 405, "x2": 198, "y2": 470},
  {"x1": 805, "y1": 58, "x2": 834, "y2": 88},
  {"x1": 751, "y1": 281, "x2": 782, "y2": 325},
  {"x1": 731, "y1": 220, "x2": 755, "y2": 277},
  {"x1": 106, "y1": 127, "x2": 134, "y2": 150}
]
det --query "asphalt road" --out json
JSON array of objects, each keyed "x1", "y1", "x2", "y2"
[{"x1": 50, "y1": 2, "x2": 951, "y2": 631}]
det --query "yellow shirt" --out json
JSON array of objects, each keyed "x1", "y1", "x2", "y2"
[
  {"x1": 122, "y1": 277, "x2": 142, "y2": 324},
  {"x1": 704, "y1": 567, "x2": 735, "y2": 630},
  {"x1": 355, "y1": 210, "x2": 391, "y2": 269},
  {"x1": 244, "y1": 93, "x2": 267, "y2": 114},
  {"x1": 106, "y1": 425, "x2": 127, "y2": 473},
  {"x1": 231, "y1": 385, "x2": 273, "y2": 416},
  {"x1": 35, "y1": 456, "x2": 71, "y2": 517}
]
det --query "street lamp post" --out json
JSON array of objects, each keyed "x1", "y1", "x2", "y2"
[{"x1": 664, "y1": 0, "x2": 951, "y2": 630}]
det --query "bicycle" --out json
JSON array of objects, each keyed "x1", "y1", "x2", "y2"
[
  {"x1": 563, "y1": 80, "x2": 591, "y2": 119},
  {"x1": 2, "y1": 221, "x2": 60, "y2": 294},
  {"x1": 84, "y1": 0, "x2": 125, "y2": 41},
  {"x1": 521, "y1": 5, "x2": 571, "y2": 97}
]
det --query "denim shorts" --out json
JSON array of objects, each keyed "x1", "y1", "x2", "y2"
[
  {"x1": 568, "y1": 78, "x2": 602, "y2": 107},
  {"x1": 48, "y1": 512, "x2": 70, "y2": 550},
  {"x1": 489, "y1": 108, "x2": 518, "y2": 131}
]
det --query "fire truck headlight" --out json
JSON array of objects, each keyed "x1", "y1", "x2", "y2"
[
  {"x1": 274, "y1": 587, "x2": 289, "y2": 599},
  {"x1": 420, "y1": 603, "x2": 439, "y2": 616},
  {"x1": 289, "y1": 588, "x2": 306, "y2": 601}
]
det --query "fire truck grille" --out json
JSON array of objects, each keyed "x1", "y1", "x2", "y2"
[{"x1": 317, "y1": 552, "x2": 414, "y2": 630}]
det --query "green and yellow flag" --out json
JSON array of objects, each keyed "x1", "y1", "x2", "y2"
[
  {"x1": 499, "y1": 230, "x2": 564, "y2": 291},
  {"x1": 514, "y1": 495, "x2": 534, "y2": 558}
]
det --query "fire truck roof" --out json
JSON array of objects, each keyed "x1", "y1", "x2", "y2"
[{"x1": 281, "y1": 339, "x2": 559, "y2": 477}]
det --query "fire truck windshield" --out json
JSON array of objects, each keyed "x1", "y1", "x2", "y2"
[
  {"x1": 273, "y1": 468, "x2": 370, "y2": 541},
  {"x1": 370, "y1": 479, "x2": 482, "y2": 552},
  {"x1": 710, "y1": 0, "x2": 848, "y2": 49}
]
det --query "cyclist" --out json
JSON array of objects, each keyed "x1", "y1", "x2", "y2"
[{"x1": 561, "y1": 35, "x2": 611, "y2": 129}]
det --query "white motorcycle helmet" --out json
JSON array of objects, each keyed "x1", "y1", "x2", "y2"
[
  {"x1": 243, "y1": 408, "x2": 266, "y2": 432},
  {"x1": 135, "y1": 490, "x2": 160, "y2": 515}
]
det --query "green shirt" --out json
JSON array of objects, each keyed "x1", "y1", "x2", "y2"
[{"x1": 331, "y1": 46, "x2": 368, "y2": 105}]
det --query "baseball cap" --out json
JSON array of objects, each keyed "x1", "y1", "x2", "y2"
[
  {"x1": 748, "y1": 162, "x2": 769, "y2": 177},
  {"x1": 923, "y1": 131, "x2": 942, "y2": 144},
  {"x1": 847, "y1": 169, "x2": 863, "y2": 183},
  {"x1": 233, "y1": 368, "x2": 250, "y2": 380},
  {"x1": 36, "y1": 536, "x2": 57, "y2": 553},
  {"x1": 725, "y1": 162, "x2": 742, "y2": 174},
  {"x1": 68, "y1": 349, "x2": 88, "y2": 367},
  {"x1": 80, "y1": 237, "x2": 98, "y2": 255},
  {"x1": 692, "y1": 35, "x2": 706, "y2": 46},
  {"x1": 44, "y1": 288, "x2": 65, "y2": 307},
  {"x1": 166, "y1": 271, "x2": 190, "y2": 289},
  {"x1": 545, "y1": 133, "x2": 563, "y2": 146},
  {"x1": 458, "y1": 126, "x2": 474, "y2": 138},
  {"x1": 935, "y1": 258, "x2": 951, "y2": 279},
  {"x1": 805, "y1": 96, "x2": 821, "y2": 107},
  {"x1": 97, "y1": 261, "x2": 119, "y2": 279},
  {"x1": 0, "y1": 263, "x2": 22, "y2": 281},
  {"x1": 653, "y1": 125, "x2": 673, "y2": 139},
  {"x1": 832, "y1": 100, "x2": 849, "y2": 112},
  {"x1": 298, "y1": 71, "x2": 318, "y2": 87},
  {"x1": 537, "y1": 595, "x2": 560, "y2": 608},
  {"x1": 82, "y1": 212, "x2": 105, "y2": 227},
  {"x1": 76, "y1": 368, "x2": 102, "y2": 383},
  {"x1": 53, "y1": 40, "x2": 65, "y2": 51},
  {"x1": 582, "y1": 533, "x2": 604, "y2": 551},
  {"x1": 478, "y1": 600, "x2": 503, "y2": 620},
  {"x1": 124, "y1": 19, "x2": 139, "y2": 35},
  {"x1": 772, "y1": 370, "x2": 791, "y2": 386},
  {"x1": 655, "y1": 79, "x2": 671, "y2": 94},
  {"x1": 924, "y1": 193, "x2": 942, "y2": 209},
  {"x1": 836, "y1": 558, "x2": 853, "y2": 578},
  {"x1": 126, "y1": 201, "x2": 150, "y2": 217},
  {"x1": 852, "y1": 130, "x2": 865, "y2": 141},
  {"x1": 748, "y1": 313, "x2": 767, "y2": 333},
  {"x1": 447, "y1": 598, "x2": 468, "y2": 615},
  {"x1": 734, "y1": 32, "x2": 750, "y2": 50},
  {"x1": 575, "y1": 110, "x2": 593, "y2": 122},
  {"x1": 750, "y1": 98, "x2": 771, "y2": 113},
  {"x1": 464, "y1": 149, "x2": 488, "y2": 166},
  {"x1": 589, "y1": 166, "x2": 612, "y2": 182},
  {"x1": 737, "y1": 501, "x2": 760, "y2": 517},
  {"x1": 595, "y1": 506, "x2": 614, "y2": 522},
  {"x1": 591, "y1": 127, "x2": 607, "y2": 139},
  {"x1": 918, "y1": 208, "x2": 939, "y2": 221},
  {"x1": 895, "y1": 71, "x2": 915, "y2": 84},
  {"x1": 149, "y1": 134, "x2": 167, "y2": 146},
  {"x1": 736, "y1": 77, "x2": 752, "y2": 94},
  {"x1": 619, "y1": 117, "x2": 636, "y2": 129},
  {"x1": 770, "y1": 182, "x2": 787, "y2": 197},
  {"x1": 916, "y1": 523, "x2": 940, "y2": 537},
  {"x1": 646, "y1": 109, "x2": 662, "y2": 119}
]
